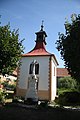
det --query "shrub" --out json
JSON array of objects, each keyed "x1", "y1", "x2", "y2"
[
  {"x1": 1, "y1": 81, "x2": 16, "y2": 91},
  {"x1": 58, "y1": 77, "x2": 78, "y2": 90},
  {"x1": 57, "y1": 88, "x2": 75, "y2": 96},
  {"x1": 55, "y1": 91, "x2": 80, "y2": 106},
  {"x1": 0, "y1": 90, "x2": 7, "y2": 105}
]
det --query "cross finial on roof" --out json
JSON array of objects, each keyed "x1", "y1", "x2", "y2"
[
  {"x1": 41, "y1": 20, "x2": 44, "y2": 31},
  {"x1": 42, "y1": 20, "x2": 44, "y2": 26}
]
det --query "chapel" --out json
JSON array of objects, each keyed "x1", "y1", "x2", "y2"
[{"x1": 16, "y1": 23, "x2": 58, "y2": 101}]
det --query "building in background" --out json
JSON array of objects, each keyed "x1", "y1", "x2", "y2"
[
  {"x1": 56, "y1": 68, "x2": 71, "y2": 88},
  {"x1": 57, "y1": 68, "x2": 70, "y2": 80}
]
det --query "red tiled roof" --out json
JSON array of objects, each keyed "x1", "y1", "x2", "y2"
[
  {"x1": 22, "y1": 42, "x2": 51, "y2": 56},
  {"x1": 22, "y1": 42, "x2": 58, "y2": 65},
  {"x1": 57, "y1": 68, "x2": 70, "y2": 77}
]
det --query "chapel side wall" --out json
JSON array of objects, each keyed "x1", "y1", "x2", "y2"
[
  {"x1": 51, "y1": 57, "x2": 57, "y2": 100},
  {"x1": 17, "y1": 56, "x2": 50, "y2": 99}
]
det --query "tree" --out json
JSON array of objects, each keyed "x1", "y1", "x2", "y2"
[
  {"x1": 58, "y1": 76, "x2": 78, "y2": 90},
  {"x1": 0, "y1": 20, "x2": 24, "y2": 75},
  {"x1": 56, "y1": 14, "x2": 80, "y2": 83}
]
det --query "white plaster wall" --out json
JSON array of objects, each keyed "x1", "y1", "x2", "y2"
[
  {"x1": 18, "y1": 56, "x2": 50, "y2": 91},
  {"x1": 51, "y1": 57, "x2": 57, "y2": 100}
]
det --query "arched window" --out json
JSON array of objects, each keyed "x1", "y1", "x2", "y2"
[
  {"x1": 35, "y1": 63, "x2": 39, "y2": 74},
  {"x1": 29, "y1": 61, "x2": 39, "y2": 75},
  {"x1": 29, "y1": 63, "x2": 33, "y2": 74}
]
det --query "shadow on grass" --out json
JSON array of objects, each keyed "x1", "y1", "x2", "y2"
[{"x1": 0, "y1": 103, "x2": 80, "y2": 120}]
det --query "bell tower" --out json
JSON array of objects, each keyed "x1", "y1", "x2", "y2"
[{"x1": 35, "y1": 21, "x2": 47, "y2": 45}]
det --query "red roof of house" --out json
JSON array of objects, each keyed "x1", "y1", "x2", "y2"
[{"x1": 57, "y1": 68, "x2": 70, "y2": 77}]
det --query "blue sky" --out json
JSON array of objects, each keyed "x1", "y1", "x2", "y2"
[{"x1": 0, "y1": 0, "x2": 80, "y2": 67}]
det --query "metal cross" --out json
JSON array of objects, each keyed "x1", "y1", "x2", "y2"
[{"x1": 42, "y1": 20, "x2": 44, "y2": 26}]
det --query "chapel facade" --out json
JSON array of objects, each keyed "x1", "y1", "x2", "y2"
[{"x1": 16, "y1": 23, "x2": 58, "y2": 101}]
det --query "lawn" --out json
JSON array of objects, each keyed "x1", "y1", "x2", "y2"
[{"x1": 0, "y1": 103, "x2": 80, "y2": 120}]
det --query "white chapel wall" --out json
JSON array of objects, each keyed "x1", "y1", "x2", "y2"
[
  {"x1": 18, "y1": 56, "x2": 50, "y2": 91},
  {"x1": 51, "y1": 57, "x2": 57, "y2": 100}
]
